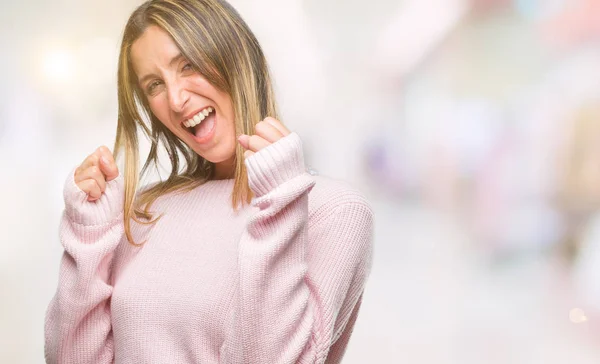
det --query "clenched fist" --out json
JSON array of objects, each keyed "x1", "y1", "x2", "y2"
[
  {"x1": 237, "y1": 117, "x2": 290, "y2": 159},
  {"x1": 74, "y1": 146, "x2": 120, "y2": 202}
]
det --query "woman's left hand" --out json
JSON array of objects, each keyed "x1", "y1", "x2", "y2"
[{"x1": 237, "y1": 117, "x2": 291, "y2": 159}]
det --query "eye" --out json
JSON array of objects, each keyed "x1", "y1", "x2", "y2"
[
  {"x1": 146, "y1": 80, "x2": 162, "y2": 95},
  {"x1": 182, "y1": 63, "x2": 193, "y2": 72}
]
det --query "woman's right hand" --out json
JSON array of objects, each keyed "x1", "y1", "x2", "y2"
[{"x1": 74, "y1": 146, "x2": 120, "y2": 202}]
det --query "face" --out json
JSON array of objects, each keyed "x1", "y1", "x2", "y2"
[{"x1": 131, "y1": 25, "x2": 237, "y2": 179}]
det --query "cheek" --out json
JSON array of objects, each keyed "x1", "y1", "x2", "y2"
[
  {"x1": 189, "y1": 75, "x2": 209, "y2": 87},
  {"x1": 217, "y1": 94, "x2": 235, "y2": 121},
  {"x1": 148, "y1": 99, "x2": 181, "y2": 136},
  {"x1": 148, "y1": 98, "x2": 170, "y2": 124}
]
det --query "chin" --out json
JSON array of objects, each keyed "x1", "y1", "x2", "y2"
[{"x1": 195, "y1": 141, "x2": 236, "y2": 164}]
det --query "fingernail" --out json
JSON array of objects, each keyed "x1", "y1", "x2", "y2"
[{"x1": 101, "y1": 156, "x2": 109, "y2": 165}]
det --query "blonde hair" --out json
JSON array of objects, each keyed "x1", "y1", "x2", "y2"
[{"x1": 113, "y1": 0, "x2": 278, "y2": 246}]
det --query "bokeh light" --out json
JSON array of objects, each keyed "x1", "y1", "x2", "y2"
[{"x1": 41, "y1": 48, "x2": 76, "y2": 84}]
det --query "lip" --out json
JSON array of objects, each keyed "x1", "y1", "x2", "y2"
[{"x1": 182, "y1": 106, "x2": 214, "y2": 125}]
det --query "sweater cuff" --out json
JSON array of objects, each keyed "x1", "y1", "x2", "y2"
[
  {"x1": 63, "y1": 166, "x2": 125, "y2": 226},
  {"x1": 244, "y1": 132, "x2": 307, "y2": 198}
]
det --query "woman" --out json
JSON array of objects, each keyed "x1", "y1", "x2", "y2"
[{"x1": 44, "y1": 0, "x2": 373, "y2": 363}]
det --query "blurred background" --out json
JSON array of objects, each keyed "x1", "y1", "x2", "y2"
[{"x1": 1, "y1": 0, "x2": 600, "y2": 362}]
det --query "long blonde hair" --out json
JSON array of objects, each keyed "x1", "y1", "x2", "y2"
[{"x1": 114, "y1": 0, "x2": 278, "y2": 246}]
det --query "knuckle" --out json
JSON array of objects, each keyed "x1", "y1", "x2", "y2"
[
  {"x1": 264, "y1": 117, "x2": 278, "y2": 126},
  {"x1": 79, "y1": 180, "x2": 91, "y2": 192},
  {"x1": 255, "y1": 121, "x2": 268, "y2": 133},
  {"x1": 248, "y1": 135, "x2": 259, "y2": 146}
]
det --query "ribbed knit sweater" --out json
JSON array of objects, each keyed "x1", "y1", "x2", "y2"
[{"x1": 44, "y1": 132, "x2": 374, "y2": 364}]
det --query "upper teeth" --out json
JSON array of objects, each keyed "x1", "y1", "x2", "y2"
[{"x1": 184, "y1": 107, "x2": 213, "y2": 128}]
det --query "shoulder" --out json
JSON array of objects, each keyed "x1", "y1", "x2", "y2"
[{"x1": 308, "y1": 174, "x2": 373, "y2": 225}]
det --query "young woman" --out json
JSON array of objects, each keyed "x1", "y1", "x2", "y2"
[{"x1": 44, "y1": 0, "x2": 373, "y2": 363}]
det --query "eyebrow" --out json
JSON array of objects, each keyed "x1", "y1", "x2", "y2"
[{"x1": 138, "y1": 52, "x2": 185, "y2": 86}]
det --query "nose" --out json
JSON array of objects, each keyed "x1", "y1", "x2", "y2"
[{"x1": 167, "y1": 80, "x2": 189, "y2": 113}]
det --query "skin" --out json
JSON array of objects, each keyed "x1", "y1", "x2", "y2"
[{"x1": 75, "y1": 25, "x2": 290, "y2": 201}]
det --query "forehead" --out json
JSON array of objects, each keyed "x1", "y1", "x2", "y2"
[{"x1": 130, "y1": 25, "x2": 181, "y2": 76}]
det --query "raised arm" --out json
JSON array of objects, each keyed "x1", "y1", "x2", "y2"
[
  {"x1": 222, "y1": 131, "x2": 374, "y2": 363},
  {"x1": 45, "y1": 148, "x2": 124, "y2": 364}
]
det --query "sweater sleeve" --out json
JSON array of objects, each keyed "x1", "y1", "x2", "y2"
[
  {"x1": 44, "y1": 167, "x2": 125, "y2": 364},
  {"x1": 221, "y1": 132, "x2": 374, "y2": 364}
]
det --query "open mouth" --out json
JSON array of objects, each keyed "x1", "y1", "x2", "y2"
[{"x1": 183, "y1": 107, "x2": 216, "y2": 139}]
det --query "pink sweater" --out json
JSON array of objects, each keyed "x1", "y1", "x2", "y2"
[{"x1": 44, "y1": 132, "x2": 374, "y2": 364}]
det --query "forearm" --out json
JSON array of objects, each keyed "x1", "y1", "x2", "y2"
[
  {"x1": 45, "y1": 168, "x2": 125, "y2": 364},
  {"x1": 235, "y1": 173, "x2": 317, "y2": 363}
]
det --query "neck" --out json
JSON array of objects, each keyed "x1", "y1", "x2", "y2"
[{"x1": 212, "y1": 156, "x2": 236, "y2": 180}]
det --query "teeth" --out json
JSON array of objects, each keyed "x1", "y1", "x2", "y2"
[{"x1": 185, "y1": 107, "x2": 214, "y2": 128}]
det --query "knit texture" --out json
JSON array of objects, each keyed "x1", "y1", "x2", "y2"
[{"x1": 45, "y1": 132, "x2": 374, "y2": 364}]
